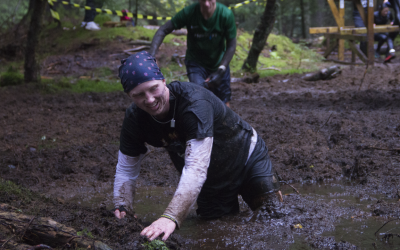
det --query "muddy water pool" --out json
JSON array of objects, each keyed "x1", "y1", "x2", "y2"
[{"x1": 65, "y1": 182, "x2": 400, "y2": 249}]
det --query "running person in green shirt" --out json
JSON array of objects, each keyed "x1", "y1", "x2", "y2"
[{"x1": 149, "y1": 0, "x2": 237, "y2": 107}]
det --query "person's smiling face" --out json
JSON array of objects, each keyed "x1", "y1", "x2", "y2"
[{"x1": 128, "y1": 79, "x2": 170, "y2": 119}]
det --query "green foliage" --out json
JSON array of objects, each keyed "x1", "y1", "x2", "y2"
[
  {"x1": 0, "y1": 178, "x2": 35, "y2": 202},
  {"x1": 50, "y1": 26, "x2": 183, "y2": 52},
  {"x1": 0, "y1": 67, "x2": 24, "y2": 87},
  {"x1": 0, "y1": 0, "x2": 30, "y2": 32},
  {"x1": 231, "y1": 32, "x2": 323, "y2": 73},
  {"x1": 142, "y1": 240, "x2": 170, "y2": 250},
  {"x1": 94, "y1": 14, "x2": 112, "y2": 26},
  {"x1": 77, "y1": 228, "x2": 94, "y2": 238},
  {"x1": 94, "y1": 67, "x2": 114, "y2": 77},
  {"x1": 43, "y1": 78, "x2": 123, "y2": 94}
]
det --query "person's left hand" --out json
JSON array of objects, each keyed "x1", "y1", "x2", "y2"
[
  {"x1": 140, "y1": 217, "x2": 176, "y2": 241},
  {"x1": 204, "y1": 68, "x2": 225, "y2": 89}
]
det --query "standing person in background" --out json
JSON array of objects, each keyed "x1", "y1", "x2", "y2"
[
  {"x1": 81, "y1": 0, "x2": 104, "y2": 31},
  {"x1": 149, "y1": 0, "x2": 237, "y2": 107},
  {"x1": 353, "y1": 0, "x2": 368, "y2": 56},
  {"x1": 374, "y1": 3, "x2": 396, "y2": 62}
]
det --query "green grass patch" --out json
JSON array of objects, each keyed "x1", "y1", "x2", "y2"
[
  {"x1": 142, "y1": 240, "x2": 170, "y2": 250},
  {"x1": 94, "y1": 14, "x2": 112, "y2": 26},
  {"x1": 232, "y1": 32, "x2": 324, "y2": 75},
  {"x1": 77, "y1": 228, "x2": 94, "y2": 239},
  {"x1": 0, "y1": 178, "x2": 35, "y2": 203},
  {"x1": 46, "y1": 25, "x2": 185, "y2": 52},
  {"x1": 42, "y1": 78, "x2": 123, "y2": 94},
  {"x1": 0, "y1": 67, "x2": 24, "y2": 87}
]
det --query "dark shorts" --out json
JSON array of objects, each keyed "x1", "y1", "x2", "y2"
[
  {"x1": 185, "y1": 60, "x2": 232, "y2": 103},
  {"x1": 196, "y1": 135, "x2": 280, "y2": 219}
]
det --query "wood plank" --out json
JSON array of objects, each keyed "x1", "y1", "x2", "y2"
[
  {"x1": 309, "y1": 26, "x2": 355, "y2": 34},
  {"x1": 338, "y1": 0, "x2": 345, "y2": 61},
  {"x1": 340, "y1": 25, "x2": 399, "y2": 34},
  {"x1": 367, "y1": 0, "x2": 374, "y2": 65},
  {"x1": 326, "y1": 33, "x2": 366, "y2": 41},
  {"x1": 324, "y1": 59, "x2": 365, "y2": 65},
  {"x1": 324, "y1": 39, "x2": 339, "y2": 58},
  {"x1": 348, "y1": 39, "x2": 368, "y2": 63}
]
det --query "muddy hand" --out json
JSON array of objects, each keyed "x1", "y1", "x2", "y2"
[
  {"x1": 114, "y1": 209, "x2": 126, "y2": 219},
  {"x1": 140, "y1": 217, "x2": 176, "y2": 241},
  {"x1": 204, "y1": 68, "x2": 224, "y2": 89}
]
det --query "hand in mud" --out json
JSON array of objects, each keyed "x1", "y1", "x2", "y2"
[
  {"x1": 114, "y1": 209, "x2": 126, "y2": 219},
  {"x1": 140, "y1": 217, "x2": 176, "y2": 241},
  {"x1": 114, "y1": 210, "x2": 137, "y2": 219},
  {"x1": 204, "y1": 68, "x2": 224, "y2": 89}
]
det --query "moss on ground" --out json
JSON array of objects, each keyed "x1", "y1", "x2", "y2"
[
  {"x1": 41, "y1": 78, "x2": 123, "y2": 94},
  {"x1": 231, "y1": 31, "x2": 324, "y2": 75},
  {"x1": 0, "y1": 178, "x2": 36, "y2": 203},
  {"x1": 0, "y1": 67, "x2": 24, "y2": 87}
]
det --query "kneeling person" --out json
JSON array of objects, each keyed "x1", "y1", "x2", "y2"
[{"x1": 113, "y1": 51, "x2": 281, "y2": 241}]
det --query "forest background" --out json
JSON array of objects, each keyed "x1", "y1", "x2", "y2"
[{"x1": 0, "y1": 0, "x2": 351, "y2": 40}]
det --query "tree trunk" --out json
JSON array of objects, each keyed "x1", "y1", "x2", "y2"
[
  {"x1": 242, "y1": 0, "x2": 277, "y2": 71},
  {"x1": 300, "y1": 0, "x2": 306, "y2": 38},
  {"x1": 290, "y1": 3, "x2": 296, "y2": 37},
  {"x1": 24, "y1": 0, "x2": 47, "y2": 83}
]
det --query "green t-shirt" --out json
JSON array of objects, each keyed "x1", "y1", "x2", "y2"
[{"x1": 171, "y1": 2, "x2": 237, "y2": 71}]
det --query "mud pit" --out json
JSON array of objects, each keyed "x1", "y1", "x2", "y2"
[{"x1": 1, "y1": 62, "x2": 400, "y2": 249}]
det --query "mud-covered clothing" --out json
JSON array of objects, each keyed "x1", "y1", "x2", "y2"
[
  {"x1": 116, "y1": 81, "x2": 279, "y2": 226},
  {"x1": 171, "y1": 2, "x2": 236, "y2": 71},
  {"x1": 185, "y1": 59, "x2": 231, "y2": 103}
]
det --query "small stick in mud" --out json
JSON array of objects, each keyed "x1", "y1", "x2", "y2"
[
  {"x1": 20, "y1": 215, "x2": 37, "y2": 241},
  {"x1": 374, "y1": 218, "x2": 400, "y2": 238},
  {"x1": 316, "y1": 112, "x2": 333, "y2": 133},
  {"x1": 358, "y1": 63, "x2": 369, "y2": 91},
  {"x1": 362, "y1": 146, "x2": 400, "y2": 152},
  {"x1": 28, "y1": 244, "x2": 53, "y2": 250},
  {"x1": 279, "y1": 181, "x2": 300, "y2": 195},
  {"x1": 102, "y1": 146, "x2": 117, "y2": 160}
]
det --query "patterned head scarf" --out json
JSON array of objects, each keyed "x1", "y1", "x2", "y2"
[{"x1": 118, "y1": 51, "x2": 164, "y2": 93}]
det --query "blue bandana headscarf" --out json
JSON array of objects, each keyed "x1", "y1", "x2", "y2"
[{"x1": 118, "y1": 51, "x2": 165, "y2": 93}]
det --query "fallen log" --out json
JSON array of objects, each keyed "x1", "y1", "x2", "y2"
[
  {"x1": 128, "y1": 39, "x2": 152, "y2": 46},
  {"x1": 302, "y1": 65, "x2": 341, "y2": 81},
  {"x1": 123, "y1": 45, "x2": 150, "y2": 53},
  {"x1": 0, "y1": 210, "x2": 111, "y2": 250}
]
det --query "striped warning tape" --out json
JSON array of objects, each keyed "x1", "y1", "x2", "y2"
[
  {"x1": 48, "y1": 0, "x2": 264, "y2": 23},
  {"x1": 228, "y1": 0, "x2": 259, "y2": 9},
  {"x1": 47, "y1": 0, "x2": 172, "y2": 21}
]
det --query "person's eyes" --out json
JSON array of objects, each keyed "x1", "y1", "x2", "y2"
[{"x1": 150, "y1": 86, "x2": 158, "y2": 92}]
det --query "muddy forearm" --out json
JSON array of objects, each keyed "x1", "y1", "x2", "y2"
[
  {"x1": 113, "y1": 151, "x2": 143, "y2": 211},
  {"x1": 163, "y1": 138, "x2": 213, "y2": 228},
  {"x1": 219, "y1": 38, "x2": 236, "y2": 68},
  {"x1": 149, "y1": 21, "x2": 175, "y2": 56}
]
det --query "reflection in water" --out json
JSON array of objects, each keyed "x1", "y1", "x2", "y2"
[{"x1": 65, "y1": 182, "x2": 400, "y2": 249}]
